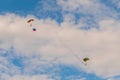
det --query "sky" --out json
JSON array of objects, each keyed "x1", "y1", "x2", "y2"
[{"x1": 0, "y1": 0, "x2": 120, "y2": 80}]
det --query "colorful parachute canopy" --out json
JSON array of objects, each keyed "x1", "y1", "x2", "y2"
[
  {"x1": 83, "y1": 57, "x2": 90, "y2": 62},
  {"x1": 27, "y1": 19, "x2": 34, "y2": 23}
]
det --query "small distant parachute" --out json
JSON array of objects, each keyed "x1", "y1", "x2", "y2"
[
  {"x1": 82, "y1": 57, "x2": 90, "y2": 66},
  {"x1": 83, "y1": 57, "x2": 90, "y2": 62},
  {"x1": 27, "y1": 19, "x2": 37, "y2": 31},
  {"x1": 27, "y1": 19, "x2": 34, "y2": 23},
  {"x1": 27, "y1": 19, "x2": 35, "y2": 27}
]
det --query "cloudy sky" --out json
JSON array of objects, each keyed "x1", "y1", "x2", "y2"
[{"x1": 0, "y1": 0, "x2": 120, "y2": 80}]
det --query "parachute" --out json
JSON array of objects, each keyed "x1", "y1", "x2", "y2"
[
  {"x1": 83, "y1": 57, "x2": 90, "y2": 62},
  {"x1": 27, "y1": 19, "x2": 34, "y2": 23},
  {"x1": 27, "y1": 19, "x2": 37, "y2": 31},
  {"x1": 27, "y1": 19, "x2": 35, "y2": 27},
  {"x1": 82, "y1": 57, "x2": 90, "y2": 66}
]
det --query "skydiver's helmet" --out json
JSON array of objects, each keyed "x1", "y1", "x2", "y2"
[{"x1": 32, "y1": 28, "x2": 36, "y2": 31}]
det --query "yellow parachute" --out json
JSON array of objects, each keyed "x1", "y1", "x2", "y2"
[
  {"x1": 82, "y1": 57, "x2": 90, "y2": 66},
  {"x1": 83, "y1": 57, "x2": 90, "y2": 62}
]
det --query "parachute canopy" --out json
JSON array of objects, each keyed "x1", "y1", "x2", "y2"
[
  {"x1": 27, "y1": 19, "x2": 34, "y2": 23},
  {"x1": 83, "y1": 57, "x2": 90, "y2": 62},
  {"x1": 27, "y1": 19, "x2": 35, "y2": 27}
]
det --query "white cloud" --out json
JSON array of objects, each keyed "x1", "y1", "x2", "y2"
[
  {"x1": 66, "y1": 75, "x2": 86, "y2": 80},
  {"x1": 0, "y1": 10, "x2": 120, "y2": 80},
  {"x1": 107, "y1": 77, "x2": 120, "y2": 80},
  {"x1": 99, "y1": 18, "x2": 120, "y2": 31},
  {"x1": 110, "y1": 0, "x2": 120, "y2": 9},
  {"x1": 1, "y1": 74, "x2": 53, "y2": 80},
  {"x1": 57, "y1": 0, "x2": 118, "y2": 20},
  {"x1": 57, "y1": 0, "x2": 92, "y2": 11}
]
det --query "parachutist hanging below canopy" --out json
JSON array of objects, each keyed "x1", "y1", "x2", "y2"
[{"x1": 32, "y1": 28, "x2": 36, "y2": 31}]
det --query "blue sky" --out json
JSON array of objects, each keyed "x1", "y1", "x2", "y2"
[
  {"x1": 0, "y1": 0, "x2": 120, "y2": 80},
  {"x1": 0, "y1": 0, "x2": 38, "y2": 15}
]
